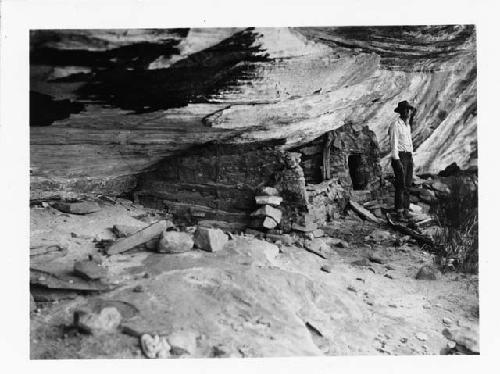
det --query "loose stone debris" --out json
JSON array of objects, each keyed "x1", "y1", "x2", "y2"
[
  {"x1": 29, "y1": 170, "x2": 478, "y2": 358},
  {"x1": 157, "y1": 231, "x2": 194, "y2": 253},
  {"x1": 194, "y1": 227, "x2": 228, "y2": 252}
]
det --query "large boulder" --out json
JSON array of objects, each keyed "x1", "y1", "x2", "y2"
[
  {"x1": 157, "y1": 231, "x2": 194, "y2": 253},
  {"x1": 194, "y1": 227, "x2": 228, "y2": 252}
]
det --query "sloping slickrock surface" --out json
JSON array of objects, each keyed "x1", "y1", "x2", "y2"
[
  {"x1": 30, "y1": 26, "x2": 476, "y2": 198},
  {"x1": 30, "y1": 203, "x2": 479, "y2": 358}
]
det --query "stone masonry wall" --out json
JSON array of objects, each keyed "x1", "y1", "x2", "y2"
[
  {"x1": 134, "y1": 141, "x2": 307, "y2": 227},
  {"x1": 291, "y1": 123, "x2": 383, "y2": 224},
  {"x1": 135, "y1": 123, "x2": 382, "y2": 230}
]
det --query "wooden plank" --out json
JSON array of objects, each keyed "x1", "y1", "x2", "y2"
[{"x1": 348, "y1": 200, "x2": 384, "y2": 224}]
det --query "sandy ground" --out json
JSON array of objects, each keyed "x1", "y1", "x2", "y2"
[{"x1": 29, "y1": 200, "x2": 479, "y2": 359}]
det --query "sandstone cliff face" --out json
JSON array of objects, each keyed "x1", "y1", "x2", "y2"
[{"x1": 30, "y1": 26, "x2": 476, "y2": 198}]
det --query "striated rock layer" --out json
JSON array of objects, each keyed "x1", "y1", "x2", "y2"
[{"x1": 30, "y1": 26, "x2": 476, "y2": 198}]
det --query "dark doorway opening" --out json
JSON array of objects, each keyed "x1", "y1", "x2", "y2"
[{"x1": 348, "y1": 154, "x2": 368, "y2": 190}]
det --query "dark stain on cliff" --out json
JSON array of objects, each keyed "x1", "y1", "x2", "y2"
[
  {"x1": 30, "y1": 28, "x2": 269, "y2": 119},
  {"x1": 30, "y1": 91, "x2": 85, "y2": 127},
  {"x1": 75, "y1": 28, "x2": 269, "y2": 113}
]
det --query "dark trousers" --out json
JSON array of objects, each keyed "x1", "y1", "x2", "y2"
[{"x1": 391, "y1": 152, "x2": 413, "y2": 211}]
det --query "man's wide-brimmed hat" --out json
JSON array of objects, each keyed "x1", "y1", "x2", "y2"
[{"x1": 394, "y1": 100, "x2": 415, "y2": 114}]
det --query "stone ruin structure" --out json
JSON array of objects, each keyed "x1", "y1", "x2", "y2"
[{"x1": 134, "y1": 122, "x2": 382, "y2": 233}]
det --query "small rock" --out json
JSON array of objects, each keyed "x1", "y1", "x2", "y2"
[
  {"x1": 70, "y1": 232, "x2": 78, "y2": 238},
  {"x1": 416, "y1": 332, "x2": 428, "y2": 341},
  {"x1": 194, "y1": 227, "x2": 228, "y2": 252},
  {"x1": 400, "y1": 338, "x2": 408, "y2": 344},
  {"x1": 442, "y1": 317, "x2": 452, "y2": 325},
  {"x1": 157, "y1": 231, "x2": 194, "y2": 253},
  {"x1": 312, "y1": 229, "x2": 324, "y2": 238},
  {"x1": 369, "y1": 253, "x2": 386, "y2": 264},
  {"x1": 320, "y1": 265, "x2": 332, "y2": 273},
  {"x1": 347, "y1": 285, "x2": 357, "y2": 293},
  {"x1": 447, "y1": 340, "x2": 456, "y2": 349},
  {"x1": 388, "y1": 304, "x2": 398, "y2": 308},
  {"x1": 305, "y1": 238, "x2": 330, "y2": 253},
  {"x1": 73, "y1": 260, "x2": 108, "y2": 280},
  {"x1": 140, "y1": 334, "x2": 171, "y2": 359},
  {"x1": 442, "y1": 326, "x2": 479, "y2": 353},
  {"x1": 262, "y1": 216, "x2": 279, "y2": 229},
  {"x1": 431, "y1": 180, "x2": 450, "y2": 193},
  {"x1": 384, "y1": 273, "x2": 394, "y2": 280},
  {"x1": 133, "y1": 285, "x2": 144, "y2": 293},
  {"x1": 369, "y1": 229, "x2": 394, "y2": 242},
  {"x1": 260, "y1": 186, "x2": 279, "y2": 196},
  {"x1": 74, "y1": 307, "x2": 121, "y2": 335},
  {"x1": 255, "y1": 195, "x2": 283, "y2": 206},
  {"x1": 53, "y1": 201, "x2": 101, "y2": 215},
  {"x1": 328, "y1": 237, "x2": 349, "y2": 248},
  {"x1": 112, "y1": 224, "x2": 144, "y2": 238},
  {"x1": 251, "y1": 204, "x2": 282, "y2": 223},
  {"x1": 409, "y1": 203, "x2": 423, "y2": 213},
  {"x1": 167, "y1": 330, "x2": 198, "y2": 356},
  {"x1": 211, "y1": 344, "x2": 231, "y2": 358},
  {"x1": 351, "y1": 258, "x2": 371, "y2": 267},
  {"x1": 88, "y1": 252, "x2": 105, "y2": 265},
  {"x1": 415, "y1": 265, "x2": 438, "y2": 280}
]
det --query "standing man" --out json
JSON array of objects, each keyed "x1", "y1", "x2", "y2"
[{"x1": 390, "y1": 100, "x2": 416, "y2": 219}]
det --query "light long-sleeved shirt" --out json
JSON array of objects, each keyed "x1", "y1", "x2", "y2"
[{"x1": 389, "y1": 117, "x2": 413, "y2": 159}]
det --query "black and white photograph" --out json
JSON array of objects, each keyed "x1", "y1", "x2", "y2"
[{"x1": 0, "y1": 0, "x2": 497, "y2": 371}]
